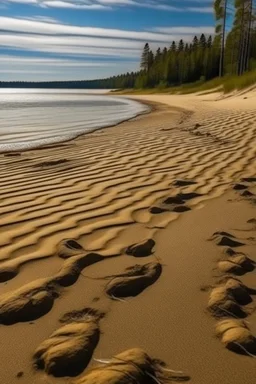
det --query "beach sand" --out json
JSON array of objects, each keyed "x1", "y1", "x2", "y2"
[{"x1": 0, "y1": 89, "x2": 255, "y2": 384}]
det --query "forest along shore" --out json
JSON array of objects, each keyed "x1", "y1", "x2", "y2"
[{"x1": 0, "y1": 91, "x2": 255, "y2": 384}]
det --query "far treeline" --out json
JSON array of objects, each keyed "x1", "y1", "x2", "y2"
[
  {"x1": 91, "y1": 0, "x2": 256, "y2": 89},
  {"x1": 1, "y1": 0, "x2": 256, "y2": 90}
]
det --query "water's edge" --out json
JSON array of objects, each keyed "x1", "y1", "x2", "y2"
[{"x1": 0, "y1": 91, "x2": 150, "y2": 153}]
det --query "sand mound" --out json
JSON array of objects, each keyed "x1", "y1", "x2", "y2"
[
  {"x1": 105, "y1": 262, "x2": 162, "y2": 298},
  {"x1": 34, "y1": 321, "x2": 99, "y2": 377},
  {"x1": 218, "y1": 255, "x2": 254, "y2": 275},
  {"x1": 126, "y1": 239, "x2": 155, "y2": 257},
  {"x1": 76, "y1": 348, "x2": 190, "y2": 384},
  {"x1": 57, "y1": 239, "x2": 85, "y2": 259},
  {"x1": 216, "y1": 319, "x2": 256, "y2": 355},
  {"x1": 54, "y1": 253, "x2": 104, "y2": 287}
]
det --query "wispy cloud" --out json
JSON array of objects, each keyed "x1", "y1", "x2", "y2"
[
  {"x1": 152, "y1": 26, "x2": 215, "y2": 34},
  {"x1": 3, "y1": 0, "x2": 214, "y2": 13},
  {"x1": 0, "y1": 55, "x2": 120, "y2": 66},
  {"x1": 0, "y1": 16, "x2": 215, "y2": 64},
  {"x1": 0, "y1": 16, "x2": 212, "y2": 43},
  {"x1": 0, "y1": 2, "x2": 214, "y2": 80},
  {"x1": 0, "y1": 54, "x2": 139, "y2": 81}
]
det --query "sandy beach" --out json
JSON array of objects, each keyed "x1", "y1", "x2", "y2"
[{"x1": 0, "y1": 89, "x2": 256, "y2": 384}]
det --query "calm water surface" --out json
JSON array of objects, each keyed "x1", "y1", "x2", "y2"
[{"x1": 0, "y1": 89, "x2": 147, "y2": 151}]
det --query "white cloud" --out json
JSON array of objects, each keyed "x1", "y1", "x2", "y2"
[
  {"x1": 0, "y1": 17, "x2": 215, "y2": 61},
  {"x1": 152, "y1": 26, "x2": 215, "y2": 35},
  {"x1": 0, "y1": 16, "x2": 212, "y2": 43},
  {"x1": 3, "y1": 0, "x2": 214, "y2": 12},
  {"x1": 0, "y1": 55, "x2": 120, "y2": 66},
  {"x1": 187, "y1": 6, "x2": 213, "y2": 13}
]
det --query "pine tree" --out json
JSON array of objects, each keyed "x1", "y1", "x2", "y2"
[
  {"x1": 214, "y1": 0, "x2": 228, "y2": 76},
  {"x1": 140, "y1": 43, "x2": 150, "y2": 72}
]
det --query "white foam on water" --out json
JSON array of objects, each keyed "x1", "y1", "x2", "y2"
[{"x1": 0, "y1": 89, "x2": 148, "y2": 152}]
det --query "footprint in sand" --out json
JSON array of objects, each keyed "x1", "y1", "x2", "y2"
[
  {"x1": 74, "y1": 348, "x2": 190, "y2": 384},
  {"x1": 0, "y1": 238, "x2": 87, "y2": 284},
  {"x1": 57, "y1": 238, "x2": 86, "y2": 259},
  {"x1": 207, "y1": 278, "x2": 253, "y2": 318},
  {"x1": 233, "y1": 183, "x2": 248, "y2": 191},
  {"x1": 0, "y1": 250, "x2": 104, "y2": 325},
  {"x1": 217, "y1": 254, "x2": 255, "y2": 275},
  {"x1": 232, "y1": 178, "x2": 256, "y2": 199},
  {"x1": 176, "y1": 192, "x2": 202, "y2": 201},
  {"x1": 150, "y1": 190, "x2": 201, "y2": 215},
  {"x1": 210, "y1": 231, "x2": 245, "y2": 247},
  {"x1": 173, "y1": 180, "x2": 197, "y2": 187},
  {"x1": 149, "y1": 206, "x2": 168, "y2": 214},
  {"x1": 241, "y1": 177, "x2": 256, "y2": 183},
  {"x1": 105, "y1": 262, "x2": 162, "y2": 299},
  {"x1": 241, "y1": 190, "x2": 254, "y2": 197},
  {"x1": 34, "y1": 308, "x2": 104, "y2": 377},
  {"x1": 126, "y1": 239, "x2": 155, "y2": 257},
  {"x1": 207, "y1": 221, "x2": 256, "y2": 357},
  {"x1": 216, "y1": 319, "x2": 256, "y2": 356}
]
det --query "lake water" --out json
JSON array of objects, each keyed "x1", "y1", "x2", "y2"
[{"x1": 0, "y1": 89, "x2": 148, "y2": 152}]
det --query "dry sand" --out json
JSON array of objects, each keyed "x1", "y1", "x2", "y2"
[{"x1": 0, "y1": 89, "x2": 255, "y2": 384}]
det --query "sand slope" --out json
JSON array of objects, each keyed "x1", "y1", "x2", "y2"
[{"x1": 0, "y1": 91, "x2": 255, "y2": 384}]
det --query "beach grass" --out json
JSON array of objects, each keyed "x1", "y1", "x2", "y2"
[{"x1": 112, "y1": 69, "x2": 256, "y2": 95}]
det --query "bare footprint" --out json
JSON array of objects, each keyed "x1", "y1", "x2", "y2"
[
  {"x1": 173, "y1": 180, "x2": 197, "y2": 187},
  {"x1": 34, "y1": 308, "x2": 103, "y2": 377},
  {"x1": 216, "y1": 319, "x2": 256, "y2": 356},
  {"x1": 0, "y1": 253, "x2": 104, "y2": 325},
  {"x1": 210, "y1": 232, "x2": 245, "y2": 248},
  {"x1": 57, "y1": 239, "x2": 85, "y2": 259},
  {"x1": 105, "y1": 262, "x2": 162, "y2": 299},
  {"x1": 75, "y1": 348, "x2": 190, "y2": 383},
  {"x1": 207, "y1": 278, "x2": 252, "y2": 318},
  {"x1": 126, "y1": 239, "x2": 155, "y2": 257}
]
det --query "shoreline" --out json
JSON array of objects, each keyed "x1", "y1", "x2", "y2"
[
  {"x1": 0, "y1": 95, "x2": 152, "y2": 155},
  {"x1": 0, "y1": 91, "x2": 255, "y2": 384}
]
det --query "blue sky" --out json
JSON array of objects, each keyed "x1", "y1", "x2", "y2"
[{"x1": 0, "y1": 1, "x2": 215, "y2": 81}]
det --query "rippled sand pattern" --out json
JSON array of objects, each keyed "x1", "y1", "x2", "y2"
[{"x1": 0, "y1": 100, "x2": 255, "y2": 280}]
